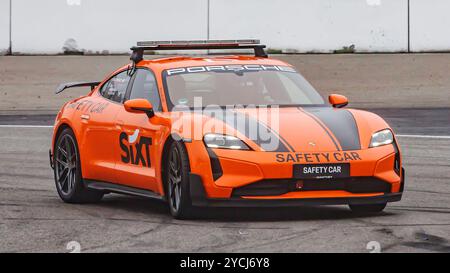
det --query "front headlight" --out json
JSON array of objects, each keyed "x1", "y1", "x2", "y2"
[
  {"x1": 369, "y1": 129, "x2": 394, "y2": 148},
  {"x1": 203, "y1": 134, "x2": 250, "y2": 150}
]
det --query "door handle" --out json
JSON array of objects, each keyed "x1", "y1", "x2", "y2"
[{"x1": 80, "y1": 114, "x2": 90, "y2": 121}]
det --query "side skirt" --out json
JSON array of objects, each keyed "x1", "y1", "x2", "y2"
[{"x1": 84, "y1": 180, "x2": 164, "y2": 201}]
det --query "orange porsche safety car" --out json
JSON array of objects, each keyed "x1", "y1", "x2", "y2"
[{"x1": 50, "y1": 40, "x2": 404, "y2": 219}]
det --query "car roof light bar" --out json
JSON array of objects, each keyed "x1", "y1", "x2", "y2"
[
  {"x1": 130, "y1": 39, "x2": 267, "y2": 64},
  {"x1": 136, "y1": 39, "x2": 261, "y2": 47}
]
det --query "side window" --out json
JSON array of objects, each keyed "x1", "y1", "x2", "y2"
[
  {"x1": 129, "y1": 69, "x2": 161, "y2": 111},
  {"x1": 100, "y1": 71, "x2": 131, "y2": 103}
]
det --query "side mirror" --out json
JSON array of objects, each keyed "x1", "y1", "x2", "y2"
[
  {"x1": 124, "y1": 99, "x2": 154, "y2": 118},
  {"x1": 329, "y1": 94, "x2": 348, "y2": 108}
]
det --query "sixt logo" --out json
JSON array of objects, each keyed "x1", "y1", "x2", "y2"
[{"x1": 119, "y1": 129, "x2": 152, "y2": 167}]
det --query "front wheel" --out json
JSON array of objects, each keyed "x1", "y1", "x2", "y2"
[
  {"x1": 53, "y1": 128, "x2": 104, "y2": 203},
  {"x1": 349, "y1": 203, "x2": 387, "y2": 213},
  {"x1": 165, "y1": 141, "x2": 195, "y2": 219}
]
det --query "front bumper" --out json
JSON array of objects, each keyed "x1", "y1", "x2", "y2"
[
  {"x1": 186, "y1": 140, "x2": 403, "y2": 199},
  {"x1": 189, "y1": 173, "x2": 404, "y2": 207}
]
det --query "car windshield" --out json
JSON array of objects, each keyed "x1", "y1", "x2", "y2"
[{"x1": 162, "y1": 65, "x2": 325, "y2": 109}]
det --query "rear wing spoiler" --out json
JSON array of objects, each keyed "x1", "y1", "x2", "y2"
[{"x1": 55, "y1": 81, "x2": 101, "y2": 94}]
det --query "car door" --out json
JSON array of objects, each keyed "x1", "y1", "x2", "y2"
[
  {"x1": 79, "y1": 70, "x2": 132, "y2": 183},
  {"x1": 113, "y1": 68, "x2": 164, "y2": 192}
]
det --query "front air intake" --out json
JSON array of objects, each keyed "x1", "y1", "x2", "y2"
[
  {"x1": 207, "y1": 148, "x2": 223, "y2": 181},
  {"x1": 232, "y1": 177, "x2": 392, "y2": 197}
]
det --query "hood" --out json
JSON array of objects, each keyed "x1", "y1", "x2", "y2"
[
  {"x1": 231, "y1": 107, "x2": 362, "y2": 152},
  {"x1": 167, "y1": 106, "x2": 390, "y2": 152}
]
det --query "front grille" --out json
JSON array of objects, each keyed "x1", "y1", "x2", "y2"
[{"x1": 232, "y1": 177, "x2": 392, "y2": 197}]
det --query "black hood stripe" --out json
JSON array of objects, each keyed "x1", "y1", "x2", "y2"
[
  {"x1": 213, "y1": 110, "x2": 292, "y2": 152},
  {"x1": 299, "y1": 108, "x2": 341, "y2": 151},
  {"x1": 302, "y1": 107, "x2": 361, "y2": 151}
]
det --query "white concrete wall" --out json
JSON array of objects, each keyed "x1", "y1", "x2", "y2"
[
  {"x1": 0, "y1": 0, "x2": 10, "y2": 54},
  {"x1": 210, "y1": 0, "x2": 408, "y2": 53},
  {"x1": 3, "y1": 0, "x2": 450, "y2": 54},
  {"x1": 11, "y1": 0, "x2": 207, "y2": 54},
  {"x1": 410, "y1": 0, "x2": 450, "y2": 52}
]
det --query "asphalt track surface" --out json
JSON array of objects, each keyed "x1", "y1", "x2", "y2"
[{"x1": 0, "y1": 55, "x2": 449, "y2": 252}]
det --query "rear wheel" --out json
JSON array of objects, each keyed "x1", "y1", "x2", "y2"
[
  {"x1": 349, "y1": 203, "x2": 386, "y2": 213},
  {"x1": 54, "y1": 128, "x2": 103, "y2": 203},
  {"x1": 165, "y1": 141, "x2": 195, "y2": 219}
]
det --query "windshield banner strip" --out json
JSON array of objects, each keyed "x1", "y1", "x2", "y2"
[{"x1": 165, "y1": 65, "x2": 297, "y2": 76}]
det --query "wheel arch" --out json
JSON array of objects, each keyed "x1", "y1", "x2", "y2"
[
  {"x1": 160, "y1": 133, "x2": 189, "y2": 199},
  {"x1": 53, "y1": 123, "x2": 72, "y2": 151}
]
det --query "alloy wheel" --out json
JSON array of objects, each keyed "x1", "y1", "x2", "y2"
[
  {"x1": 168, "y1": 147, "x2": 182, "y2": 211},
  {"x1": 55, "y1": 134, "x2": 78, "y2": 196}
]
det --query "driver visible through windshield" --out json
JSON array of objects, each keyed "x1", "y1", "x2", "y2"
[{"x1": 162, "y1": 64, "x2": 325, "y2": 110}]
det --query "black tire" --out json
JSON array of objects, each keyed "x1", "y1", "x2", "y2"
[
  {"x1": 349, "y1": 203, "x2": 387, "y2": 213},
  {"x1": 165, "y1": 141, "x2": 195, "y2": 219},
  {"x1": 53, "y1": 128, "x2": 104, "y2": 203}
]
